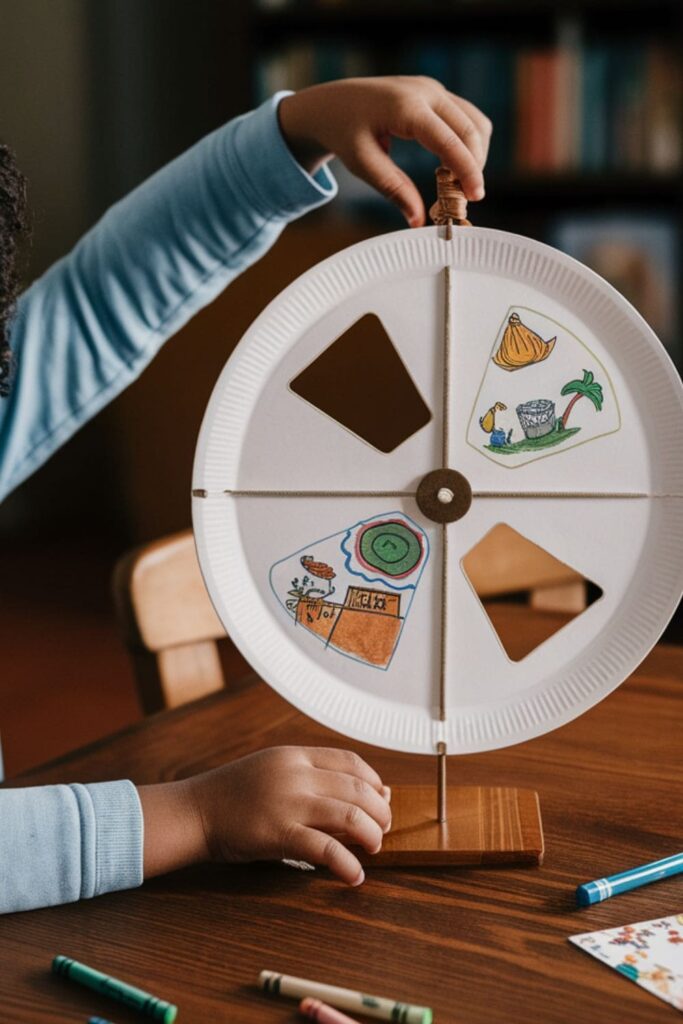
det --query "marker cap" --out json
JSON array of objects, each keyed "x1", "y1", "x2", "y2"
[{"x1": 576, "y1": 881, "x2": 603, "y2": 906}]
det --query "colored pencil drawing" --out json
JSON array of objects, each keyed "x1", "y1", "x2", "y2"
[
  {"x1": 492, "y1": 311, "x2": 556, "y2": 370},
  {"x1": 270, "y1": 512, "x2": 429, "y2": 671},
  {"x1": 482, "y1": 369, "x2": 603, "y2": 456},
  {"x1": 467, "y1": 305, "x2": 620, "y2": 466},
  {"x1": 351, "y1": 519, "x2": 424, "y2": 580},
  {"x1": 559, "y1": 369, "x2": 604, "y2": 426},
  {"x1": 479, "y1": 402, "x2": 513, "y2": 448},
  {"x1": 571, "y1": 914, "x2": 683, "y2": 1012}
]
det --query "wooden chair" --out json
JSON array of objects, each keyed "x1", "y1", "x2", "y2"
[{"x1": 112, "y1": 530, "x2": 227, "y2": 713}]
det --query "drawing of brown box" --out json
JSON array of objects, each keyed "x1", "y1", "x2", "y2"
[{"x1": 328, "y1": 587, "x2": 403, "y2": 668}]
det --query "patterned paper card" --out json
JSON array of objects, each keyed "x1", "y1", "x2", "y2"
[{"x1": 570, "y1": 914, "x2": 683, "y2": 1012}]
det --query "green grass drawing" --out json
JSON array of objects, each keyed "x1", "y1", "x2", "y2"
[{"x1": 486, "y1": 425, "x2": 581, "y2": 455}]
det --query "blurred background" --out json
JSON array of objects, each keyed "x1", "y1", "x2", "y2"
[{"x1": 0, "y1": 0, "x2": 681, "y2": 774}]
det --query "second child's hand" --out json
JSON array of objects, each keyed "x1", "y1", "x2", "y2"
[
  {"x1": 138, "y1": 746, "x2": 392, "y2": 887},
  {"x1": 278, "y1": 75, "x2": 492, "y2": 228}
]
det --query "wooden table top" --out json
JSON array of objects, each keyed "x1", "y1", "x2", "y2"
[{"x1": 1, "y1": 608, "x2": 682, "y2": 1024}]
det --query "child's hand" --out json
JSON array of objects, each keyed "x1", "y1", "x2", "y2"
[
  {"x1": 278, "y1": 76, "x2": 492, "y2": 227},
  {"x1": 139, "y1": 746, "x2": 391, "y2": 886}
]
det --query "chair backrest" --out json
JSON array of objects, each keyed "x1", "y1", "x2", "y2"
[{"x1": 112, "y1": 530, "x2": 226, "y2": 713}]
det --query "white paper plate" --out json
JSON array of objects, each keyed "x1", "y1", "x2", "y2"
[{"x1": 193, "y1": 226, "x2": 683, "y2": 754}]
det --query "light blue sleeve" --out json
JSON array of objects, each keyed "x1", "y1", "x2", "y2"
[
  {"x1": 0, "y1": 91, "x2": 337, "y2": 501},
  {"x1": 0, "y1": 782, "x2": 143, "y2": 913},
  {"x1": 0, "y1": 93, "x2": 337, "y2": 913}
]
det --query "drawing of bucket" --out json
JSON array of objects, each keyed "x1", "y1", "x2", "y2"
[{"x1": 516, "y1": 399, "x2": 556, "y2": 439}]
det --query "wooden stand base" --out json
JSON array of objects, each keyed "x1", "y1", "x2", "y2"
[{"x1": 365, "y1": 785, "x2": 544, "y2": 867}]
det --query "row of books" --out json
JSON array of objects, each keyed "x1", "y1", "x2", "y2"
[
  {"x1": 516, "y1": 44, "x2": 680, "y2": 173},
  {"x1": 256, "y1": 40, "x2": 682, "y2": 175}
]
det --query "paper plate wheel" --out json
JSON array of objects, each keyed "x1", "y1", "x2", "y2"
[{"x1": 193, "y1": 226, "x2": 683, "y2": 755}]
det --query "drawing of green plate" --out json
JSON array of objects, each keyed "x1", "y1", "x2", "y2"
[{"x1": 358, "y1": 521, "x2": 423, "y2": 577}]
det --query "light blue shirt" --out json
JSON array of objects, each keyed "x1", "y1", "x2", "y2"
[{"x1": 0, "y1": 94, "x2": 337, "y2": 913}]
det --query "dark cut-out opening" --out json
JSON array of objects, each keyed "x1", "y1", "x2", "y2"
[
  {"x1": 289, "y1": 313, "x2": 432, "y2": 453},
  {"x1": 461, "y1": 523, "x2": 603, "y2": 662}
]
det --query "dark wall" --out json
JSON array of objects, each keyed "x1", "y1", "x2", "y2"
[{"x1": 86, "y1": 0, "x2": 251, "y2": 211}]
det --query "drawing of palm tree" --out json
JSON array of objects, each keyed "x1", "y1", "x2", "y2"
[{"x1": 559, "y1": 370, "x2": 604, "y2": 429}]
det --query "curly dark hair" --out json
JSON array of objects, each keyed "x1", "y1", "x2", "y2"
[{"x1": 0, "y1": 143, "x2": 29, "y2": 397}]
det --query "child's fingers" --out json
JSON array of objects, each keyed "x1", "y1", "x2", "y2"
[
  {"x1": 309, "y1": 798, "x2": 384, "y2": 854},
  {"x1": 432, "y1": 95, "x2": 486, "y2": 168},
  {"x1": 446, "y1": 93, "x2": 493, "y2": 163},
  {"x1": 288, "y1": 825, "x2": 365, "y2": 886},
  {"x1": 314, "y1": 770, "x2": 392, "y2": 834},
  {"x1": 344, "y1": 131, "x2": 425, "y2": 227},
  {"x1": 306, "y1": 747, "x2": 386, "y2": 797},
  {"x1": 412, "y1": 107, "x2": 485, "y2": 201}
]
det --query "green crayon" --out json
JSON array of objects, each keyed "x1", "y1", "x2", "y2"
[{"x1": 53, "y1": 956, "x2": 177, "y2": 1023}]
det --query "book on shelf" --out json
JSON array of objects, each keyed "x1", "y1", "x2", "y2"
[{"x1": 255, "y1": 39, "x2": 681, "y2": 178}]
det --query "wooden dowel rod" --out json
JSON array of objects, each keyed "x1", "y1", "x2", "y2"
[{"x1": 437, "y1": 741, "x2": 447, "y2": 823}]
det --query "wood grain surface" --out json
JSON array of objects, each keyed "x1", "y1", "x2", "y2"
[
  {"x1": 1, "y1": 607, "x2": 681, "y2": 1024},
  {"x1": 370, "y1": 784, "x2": 544, "y2": 865}
]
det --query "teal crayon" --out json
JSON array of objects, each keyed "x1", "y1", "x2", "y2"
[
  {"x1": 88, "y1": 1018, "x2": 118, "y2": 1023},
  {"x1": 53, "y1": 956, "x2": 177, "y2": 1023}
]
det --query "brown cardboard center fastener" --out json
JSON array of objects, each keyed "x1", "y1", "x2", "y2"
[{"x1": 416, "y1": 468, "x2": 472, "y2": 523}]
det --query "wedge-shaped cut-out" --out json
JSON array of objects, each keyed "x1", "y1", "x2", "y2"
[
  {"x1": 289, "y1": 313, "x2": 432, "y2": 453},
  {"x1": 461, "y1": 523, "x2": 603, "y2": 661}
]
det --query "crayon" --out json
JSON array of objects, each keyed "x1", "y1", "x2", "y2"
[
  {"x1": 576, "y1": 851, "x2": 683, "y2": 905},
  {"x1": 259, "y1": 970, "x2": 432, "y2": 1024},
  {"x1": 300, "y1": 996, "x2": 362, "y2": 1024},
  {"x1": 52, "y1": 956, "x2": 177, "y2": 1023}
]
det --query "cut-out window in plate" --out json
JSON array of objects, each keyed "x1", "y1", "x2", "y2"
[
  {"x1": 289, "y1": 313, "x2": 432, "y2": 453},
  {"x1": 461, "y1": 523, "x2": 603, "y2": 662}
]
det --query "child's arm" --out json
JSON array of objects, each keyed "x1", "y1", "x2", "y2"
[
  {"x1": 139, "y1": 747, "x2": 392, "y2": 887},
  {"x1": 0, "y1": 781, "x2": 143, "y2": 913},
  {"x1": 279, "y1": 76, "x2": 492, "y2": 226},
  {"x1": 0, "y1": 748, "x2": 389, "y2": 912},
  {"x1": 0, "y1": 92, "x2": 336, "y2": 503}
]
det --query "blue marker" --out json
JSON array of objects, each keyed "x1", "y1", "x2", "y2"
[{"x1": 577, "y1": 852, "x2": 683, "y2": 906}]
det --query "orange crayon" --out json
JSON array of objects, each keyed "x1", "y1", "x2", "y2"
[{"x1": 300, "y1": 997, "x2": 361, "y2": 1024}]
